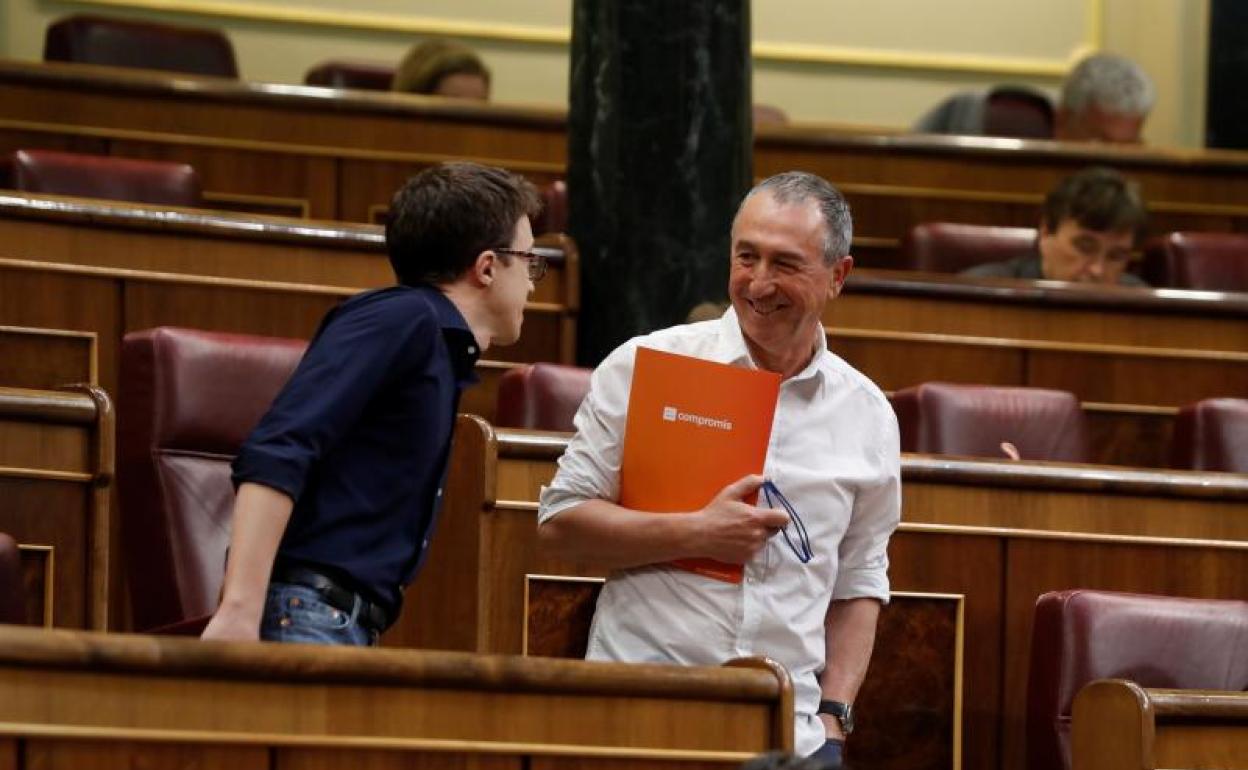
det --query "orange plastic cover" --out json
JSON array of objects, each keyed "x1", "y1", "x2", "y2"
[{"x1": 619, "y1": 346, "x2": 781, "y2": 583}]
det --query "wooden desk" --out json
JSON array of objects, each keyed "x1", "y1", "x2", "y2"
[
  {"x1": 833, "y1": 270, "x2": 1248, "y2": 351},
  {"x1": 410, "y1": 417, "x2": 1248, "y2": 770},
  {"x1": 0, "y1": 59, "x2": 566, "y2": 222},
  {"x1": 1072, "y1": 680, "x2": 1248, "y2": 770},
  {"x1": 0, "y1": 385, "x2": 112, "y2": 629},
  {"x1": 0, "y1": 625, "x2": 793, "y2": 769}
]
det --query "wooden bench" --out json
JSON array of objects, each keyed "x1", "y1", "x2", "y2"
[
  {"x1": 0, "y1": 625, "x2": 794, "y2": 768},
  {"x1": 1072, "y1": 680, "x2": 1248, "y2": 770},
  {"x1": 408, "y1": 416, "x2": 1248, "y2": 770},
  {"x1": 0, "y1": 191, "x2": 578, "y2": 314},
  {"x1": 0, "y1": 384, "x2": 112, "y2": 629}
]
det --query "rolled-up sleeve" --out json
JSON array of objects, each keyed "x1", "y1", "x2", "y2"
[
  {"x1": 231, "y1": 300, "x2": 431, "y2": 501},
  {"x1": 537, "y1": 342, "x2": 636, "y2": 524},
  {"x1": 831, "y1": 410, "x2": 901, "y2": 603}
]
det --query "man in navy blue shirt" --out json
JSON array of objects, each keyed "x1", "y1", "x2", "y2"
[{"x1": 201, "y1": 162, "x2": 543, "y2": 645}]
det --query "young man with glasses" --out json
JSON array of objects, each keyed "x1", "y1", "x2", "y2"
[
  {"x1": 538, "y1": 172, "x2": 900, "y2": 768},
  {"x1": 962, "y1": 166, "x2": 1148, "y2": 286},
  {"x1": 202, "y1": 162, "x2": 542, "y2": 646}
]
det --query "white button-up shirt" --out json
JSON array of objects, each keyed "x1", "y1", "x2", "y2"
[{"x1": 539, "y1": 308, "x2": 901, "y2": 756}]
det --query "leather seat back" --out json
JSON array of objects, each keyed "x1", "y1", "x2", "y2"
[
  {"x1": 891, "y1": 382, "x2": 1089, "y2": 462},
  {"x1": 118, "y1": 327, "x2": 306, "y2": 631},
  {"x1": 11, "y1": 149, "x2": 203, "y2": 208},
  {"x1": 1025, "y1": 589, "x2": 1248, "y2": 770},
  {"x1": 44, "y1": 14, "x2": 239, "y2": 78}
]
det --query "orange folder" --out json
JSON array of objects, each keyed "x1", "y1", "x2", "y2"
[{"x1": 619, "y1": 346, "x2": 782, "y2": 583}]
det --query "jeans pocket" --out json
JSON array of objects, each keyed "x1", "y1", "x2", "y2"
[{"x1": 281, "y1": 587, "x2": 353, "y2": 631}]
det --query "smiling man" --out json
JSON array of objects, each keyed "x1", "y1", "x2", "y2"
[
  {"x1": 538, "y1": 172, "x2": 901, "y2": 769},
  {"x1": 962, "y1": 166, "x2": 1148, "y2": 286},
  {"x1": 202, "y1": 162, "x2": 541, "y2": 646}
]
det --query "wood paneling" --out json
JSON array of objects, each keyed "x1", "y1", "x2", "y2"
[
  {"x1": 0, "y1": 385, "x2": 112, "y2": 630},
  {"x1": 0, "y1": 625, "x2": 791, "y2": 766},
  {"x1": 0, "y1": 326, "x2": 95, "y2": 389},
  {"x1": 1072, "y1": 681, "x2": 1248, "y2": 770}
]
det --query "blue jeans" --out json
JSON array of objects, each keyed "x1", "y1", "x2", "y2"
[
  {"x1": 260, "y1": 582, "x2": 378, "y2": 646},
  {"x1": 809, "y1": 739, "x2": 844, "y2": 769}
]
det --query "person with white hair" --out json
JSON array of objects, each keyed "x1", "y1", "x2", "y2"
[
  {"x1": 914, "y1": 52, "x2": 1155, "y2": 145},
  {"x1": 1055, "y1": 53, "x2": 1156, "y2": 144}
]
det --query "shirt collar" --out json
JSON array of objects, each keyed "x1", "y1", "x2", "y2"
[
  {"x1": 408, "y1": 284, "x2": 480, "y2": 386},
  {"x1": 714, "y1": 305, "x2": 828, "y2": 384}
]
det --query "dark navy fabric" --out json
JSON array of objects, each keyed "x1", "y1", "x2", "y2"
[{"x1": 232, "y1": 284, "x2": 479, "y2": 613}]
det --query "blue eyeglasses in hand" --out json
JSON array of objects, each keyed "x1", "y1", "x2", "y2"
[{"x1": 760, "y1": 479, "x2": 814, "y2": 564}]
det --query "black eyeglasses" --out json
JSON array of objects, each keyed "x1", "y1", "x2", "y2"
[
  {"x1": 761, "y1": 479, "x2": 813, "y2": 564},
  {"x1": 495, "y1": 248, "x2": 548, "y2": 282}
]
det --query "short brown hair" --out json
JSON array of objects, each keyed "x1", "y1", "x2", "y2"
[
  {"x1": 386, "y1": 162, "x2": 541, "y2": 286},
  {"x1": 1041, "y1": 166, "x2": 1147, "y2": 238},
  {"x1": 392, "y1": 39, "x2": 490, "y2": 95}
]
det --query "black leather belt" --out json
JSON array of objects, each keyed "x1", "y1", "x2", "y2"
[{"x1": 270, "y1": 564, "x2": 392, "y2": 633}]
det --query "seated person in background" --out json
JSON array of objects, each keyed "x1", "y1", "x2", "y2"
[
  {"x1": 1055, "y1": 53, "x2": 1154, "y2": 144},
  {"x1": 961, "y1": 166, "x2": 1148, "y2": 286},
  {"x1": 392, "y1": 39, "x2": 491, "y2": 100},
  {"x1": 201, "y1": 162, "x2": 541, "y2": 646},
  {"x1": 915, "y1": 52, "x2": 1154, "y2": 145}
]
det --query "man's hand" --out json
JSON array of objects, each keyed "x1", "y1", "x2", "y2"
[
  {"x1": 200, "y1": 605, "x2": 261, "y2": 642},
  {"x1": 692, "y1": 474, "x2": 791, "y2": 563}
]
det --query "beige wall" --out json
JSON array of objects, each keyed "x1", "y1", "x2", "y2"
[{"x1": 3, "y1": 0, "x2": 1208, "y2": 147}]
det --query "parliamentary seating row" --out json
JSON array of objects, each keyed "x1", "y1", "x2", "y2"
[
  {"x1": 1028, "y1": 589, "x2": 1248, "y2": 770},
  {"x1": 0, "y1": 624, "x2": 794, "y2": 768},
  {"x1": 2, "y1": 187, "x2": 1245, "y2": 357},
  {"x1": 426, "y1": 419, "x2": 1248, "y2": 770},
  {"x1": 901, "y1": 223, "x2": 1248, "y2": 292},
  {"x1": 4, "y1": 59, "x2": 1248, "y2": 264},
  {"x1": 487, "y1": 359, "x2": 1248, "y2": 472},
  {"x1": 7, "y1": 322, "x2": 1245, "y2": 770}
]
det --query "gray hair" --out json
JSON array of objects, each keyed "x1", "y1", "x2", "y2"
[
  {"x1": 1060, "y1": 53, "x2": 1155, "y2": 117},
  {"x1": 736, "y1": 171, "x2": 852, "y2": 265}
]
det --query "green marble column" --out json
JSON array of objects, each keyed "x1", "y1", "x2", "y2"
[{"x1": 568, "y1": 0, "x2": 752, "y2": 365}]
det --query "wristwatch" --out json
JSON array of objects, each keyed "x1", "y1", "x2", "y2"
[{"x1": 817, "y1": 699, "x2": 855, "y2": 735}]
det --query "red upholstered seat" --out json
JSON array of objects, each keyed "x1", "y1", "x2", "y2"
[
  {"x1": 495, "y1": 363, "x2": 592, "y2": 432},
  {"x1": 900, "y1": 222, "x2": 1038, "y2": 274},
  {"x1": 44, "y1": 14, "x2": 238, "y2": 78},
  {"x1": 1025, "y1": 589, "x2": 1248, "y2": 770},
  {"x1": 11, "y1": 149, "x2": 203, "y2": 208},
  {"x1": 983, "y1": 87, "x2": 1055, "y2": 139},
  {"x1": 890, "y1": 382, "x2": 1089, "y2": 462},
  {"x1": 118, "y1": 327, "x2": 307, "y2": 632},
  {"x1": 0, "y1": 532, "x2": 27, "y2": 625},
  {"x1": 304, "y1": 60, "x2": 395, "y2": 91},
  {"x1": 1171, "y1": 397, "x2": 1248, "y2": 472},
  {"x1": 1141, "y1": 232, "x2": 1248, "y2": 291},
  {"x1": 532, "y1": 181, "x2": 568, "y2": 235}
]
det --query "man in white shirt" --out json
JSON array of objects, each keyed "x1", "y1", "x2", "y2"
[{"x1": 538, "y1": 171, "x2": 901, "y2": 768}]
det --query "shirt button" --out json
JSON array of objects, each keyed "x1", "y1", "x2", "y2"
[
  {"x1": 436, "y1": 487, "x2": 443, "y2": 498},
  {"x1": 467, "y1": 345, "x2": 477, "y2": 355},
  {"x1": 422, "y1": 538, "x2": 430, "y2": 549}
]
